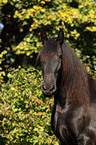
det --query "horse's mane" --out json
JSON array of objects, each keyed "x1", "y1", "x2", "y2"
[{"x1": 61, "y1": 41, "x2": 90, "y2": 111}]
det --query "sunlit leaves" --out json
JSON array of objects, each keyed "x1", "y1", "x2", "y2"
[
  {"x1": 1, "y1": 0, "x2": 95, "y2": 68},
  {"x1": 0, "y1": 50, "x2": 7, "y2": 82},
  {"x1": 0, "y1": 66, "x2": 60, "y2": 144}
]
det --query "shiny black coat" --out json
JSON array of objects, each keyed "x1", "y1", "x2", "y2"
[{"x1": 39, "y1": 28, "x2": 96, "y2": 145}]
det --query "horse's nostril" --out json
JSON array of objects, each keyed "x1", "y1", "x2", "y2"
[
  {"x1": 41, "y1": 84, "x2": 56, "y2": 94},
  {"x1": 50, "y1": 85, "x2": 55, "y2": 91},
  {"x1": 42, "y1": 85, "x2": 46, "y2": 91},
  {"x1": 41, "y1": 85, "x2": 55, "y2": 91}
]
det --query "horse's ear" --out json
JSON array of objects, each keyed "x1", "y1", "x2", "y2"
[
  {"x1": 41, "y1": 28, "x2": 47, "y2": 44},
  {"x1": 56, "y1": 28, "x2": 64, "y2": 45}
]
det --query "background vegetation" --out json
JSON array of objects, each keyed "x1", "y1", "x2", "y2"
[{"x1": 0, "y1": 0, "x2": 96, "y2": 144}]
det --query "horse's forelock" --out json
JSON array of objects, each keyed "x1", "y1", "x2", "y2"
[{"x1": 40, "y1": 38, "x2": 60, "y2": 62}]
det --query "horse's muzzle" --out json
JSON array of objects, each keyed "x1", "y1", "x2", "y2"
[{"x1": 41, "y1": 84, "x2": 56, "y2": 97}]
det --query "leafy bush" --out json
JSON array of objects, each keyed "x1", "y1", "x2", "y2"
[
  {"x1": 0, "y1": 66, "x2": 60, "y2": 144},
  {"x1": 0, "y1": 50, "x2": 7, "y2": 84}
]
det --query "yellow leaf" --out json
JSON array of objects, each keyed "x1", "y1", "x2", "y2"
[
  {"x1": 11, "y1": 87, "x2": 15, "y2": 90},
  {"x1": 41, "y1": 1, "x2": 45, "y2": 4},
  {"x1": 7, "y1": 73, "x2": 12, "y2": 78},
  {"x1": 26, "y1": 52, "x2": 31, "y2": 56},
  {"x1": 41, "y1": 9, "x2": 45, "y2": 13}
]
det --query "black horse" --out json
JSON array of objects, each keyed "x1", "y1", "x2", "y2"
[{"x1": 37, "y1": 28, "x2": 96, "y2": 145}]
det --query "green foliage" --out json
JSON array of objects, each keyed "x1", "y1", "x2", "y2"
[
  {"x1": 0, "y1": 66, "x2": 60, "y2": 144},
  {"x1": 0, "y1": 50, "x2": 7, "y2": 83}
]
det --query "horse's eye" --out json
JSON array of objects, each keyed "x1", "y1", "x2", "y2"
[
  {"x1": 57, "y1": 63, "x2": 61, "y2": 71},
  {"x1": 59, "y1": 55, "x2": 62, "y2": 59},
  {"x1": 55, "y1": 59, "x2": 61, "y2": 74}
]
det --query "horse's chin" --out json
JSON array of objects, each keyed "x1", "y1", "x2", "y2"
[{"x1": 43, "y1": 92, "x2": 55, "y2": 98}]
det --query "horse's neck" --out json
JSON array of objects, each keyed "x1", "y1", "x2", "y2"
[
  {"x1": 55, "y1": 42, "x2": 75, "y2": 107},
  {"x1": 55, "y1": 87, "x2": 70, "y2": 108},
  {"x1": 56, "y1": 41, "x2": 90, "y2": 109}
]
